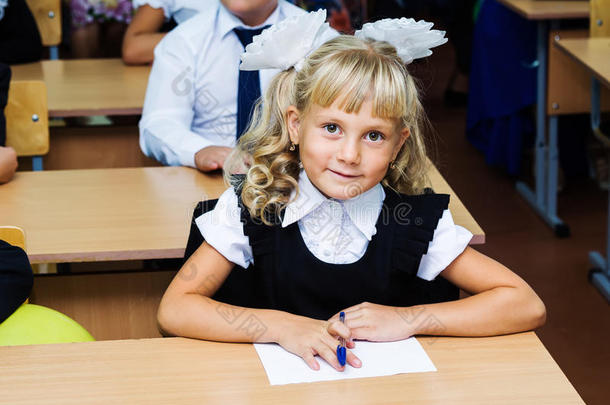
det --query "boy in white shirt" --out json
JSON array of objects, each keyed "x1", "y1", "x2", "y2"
[{"x1": 139, "y1": 0, "x2": 304, "y2": 171}]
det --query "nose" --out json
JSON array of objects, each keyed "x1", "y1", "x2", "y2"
[{"x1": 336, "y1": 137, "x2": 361, "y2": 166}]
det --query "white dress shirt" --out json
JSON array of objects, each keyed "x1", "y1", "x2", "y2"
[
  {"x1": 139, "y1": 0, "x2": 304, "y2": 167},
  {"x1": 196, "y1": 172, "x2": 473, "y2": 281},
  {"x1": 132, "y1": 0, "x2": 211, "y2": 23}
]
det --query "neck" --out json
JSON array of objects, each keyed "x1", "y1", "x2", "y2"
[{"x1": 235, "y1": 1, "x2": 278, "y2": 27}]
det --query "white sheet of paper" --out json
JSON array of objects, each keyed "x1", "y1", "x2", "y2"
[{"x1": 254, "y1": 338, "x2": 436, "y2": 385}]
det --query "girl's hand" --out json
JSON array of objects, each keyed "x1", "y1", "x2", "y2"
[
  {"x1": 276, "y1": 314, "x2": 361, "y2": 371},
  {"x1": 329, "y1": 302, "x2": 416, "y2": 342}
]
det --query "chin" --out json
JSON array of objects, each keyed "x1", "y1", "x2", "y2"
[{"x1": 320, "y1": 183, "x2": 366, "y2": 200}]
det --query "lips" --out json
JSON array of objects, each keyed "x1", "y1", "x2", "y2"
[{"x1": 328, "y1": 169, "x2": 360, "y2": 178}]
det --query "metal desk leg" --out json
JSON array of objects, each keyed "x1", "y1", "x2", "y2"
[
  {"x1": 516, "y1": 20, "x2": 570, "y2": 237},
  {"x1": 588, "y1": 77, "x2": 610, "y2": 302}
]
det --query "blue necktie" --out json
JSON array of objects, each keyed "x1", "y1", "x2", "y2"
[{"x1": 233, "y1": 26, "x2": 269, "y2": 139}]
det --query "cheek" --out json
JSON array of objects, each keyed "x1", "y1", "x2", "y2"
[{"x1": 365, "y1": 148, "x2": 394, "y2": 175}]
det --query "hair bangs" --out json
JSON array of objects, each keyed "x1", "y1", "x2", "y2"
[{"x1": 305, "y1": 48, "x2": 408, "y2": 121}]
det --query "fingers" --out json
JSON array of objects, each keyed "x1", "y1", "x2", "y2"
[
  {"x1": 346, "y1": 350, "x2": 362, "y2": 368},
  {"x1": 327, "y1": 320, "x2": 352, "y2": 342},
  {"x1": 329, "y1": 303, "x2": 365, "y2": 322},
  {"x1": 200, "y1": 161, "x2": 220, "y2": 172},
  {"x1": 302, "y1": 351, "x2": 320, "y2": 371},
  {"x1": 195, "y1": 146, "x2": 232, "y2": 172}
]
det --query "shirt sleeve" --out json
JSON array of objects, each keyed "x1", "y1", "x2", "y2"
[
  {"x1": 195, "y1": 187, "x2": 253, "y2": 268},
  {"x1": 132, "y1": 0, "x2": 172, "y2": 19},
  {"x1": 416, "y1": 209, "x2": 473, "y2": 281},
  {"x1": 138, "y1": 29, "x2": 217, "y2": 167}
]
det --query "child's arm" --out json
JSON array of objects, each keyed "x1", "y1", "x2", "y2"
[
  {"x1": 329, "y1": 247, "x2": 546, "y2": 341},
  {"x1": 0, "y1": 146, "x2": 17, "y2": 184},
  {"x1": 158, "y1": 242, "x2": 360, "y2": 371},
  {"x1": 122, "y1": 5, "x2": 167, "y2": 65}
]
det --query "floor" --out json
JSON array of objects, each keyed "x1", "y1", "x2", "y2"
[{"x1": 422, "y1": 38, "x2": 610, "y2": 405}]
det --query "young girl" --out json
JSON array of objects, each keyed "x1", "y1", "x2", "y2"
[{"x1": 158, "y1": 11, "x2": 546, "y2": 372}]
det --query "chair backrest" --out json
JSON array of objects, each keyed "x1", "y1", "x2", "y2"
[
  {"x1": 591, "y1": 0, "x2": 610, "y2": 38},
  {"x1": 5, "y1": 80, "x2": 49, "y2": 158},
  {"x1": 0, "y1": 226, "x2": 25, "y2": 250},
  {"x1": 24, "y1": 0, "x2": 61, "y2": 47}
]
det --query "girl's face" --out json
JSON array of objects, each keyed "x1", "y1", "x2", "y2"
[{"x1": 287, "y1": 97, "x2": 409, "y2": 200}]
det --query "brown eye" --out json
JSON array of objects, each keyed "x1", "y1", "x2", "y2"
[
  {"x1": 324, "y1": 124, "x2": 338, "y2": 134},
  {"x1": 365, "y1": 132, "x2": 384, "y2": 142}
]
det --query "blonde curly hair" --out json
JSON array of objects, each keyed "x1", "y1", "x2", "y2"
[{"x1": 224, "y1": 35, "x2": 430, "y2": 225}]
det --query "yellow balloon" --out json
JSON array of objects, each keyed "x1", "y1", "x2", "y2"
[{"x1": 0, "y1": 304, "x2": 94, "y2": 346}]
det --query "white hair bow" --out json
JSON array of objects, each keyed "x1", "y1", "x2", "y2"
[
  {"x1": 239, "y1": 10, "x2": 448, "y2": 72},
  {"x1": 355, "y1": 18, "x2": 448, "y2": 64},
  {"x1": 240, "y1": 9, "x2": 339, "y2": 72}
]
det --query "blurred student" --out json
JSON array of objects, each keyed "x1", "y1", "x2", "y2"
[
  {"x1": 0, "y1": 240, "x2": 33, "y2": 323},
  {"x1": 0, "y1": 62, "x2": 17, "y2": 184},
  {"x1": 70, "y1": 0, "x2": 133, "y2": 58},
  {"x1": 122, "y1": 0, "x2": 211, "y2": 65},
  {"x1": 139, "y1": 0, "x2": 304, "y2": 171},
  {"x1": 0, "y1": 0, "x2": 42, "y2": 64}
]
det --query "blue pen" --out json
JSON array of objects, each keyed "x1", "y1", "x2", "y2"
[{"x1": 336, "y1": 311, "x2": 346, "y2": 367}]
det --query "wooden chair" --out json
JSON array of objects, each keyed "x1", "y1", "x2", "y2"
[
  {"x1": 0, "y1": 226, "x2": 95, "y2": 346},
  {"x1": 5, "y1": 81, "x2": 49, "y2": 171},
  {"x1": 25, "y1": 0, "x2": 61, "y2": 59},
  {"x1": 0, "y1": 226, "x2": 26, "y2": 250}
]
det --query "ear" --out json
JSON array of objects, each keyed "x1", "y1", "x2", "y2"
[
  {"x1": 392, "y1": 127, "x2": 410, "y2": 161},
  {"x1": 286, "y1": 105, "x2": 301, "y2": 145}
]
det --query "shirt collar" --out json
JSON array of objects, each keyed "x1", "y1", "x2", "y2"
[
  {"x1": 282, "y1": 170, "x2": 385, "y2": 241},
  {"x1": 217, "y1": 0, "x2": 282, "y2": 40}
]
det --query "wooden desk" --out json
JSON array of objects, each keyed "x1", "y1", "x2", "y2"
[
  {"x1": 498, "y1": 0, "x2": 589, "y2": 237},
  {"x1": 0, "y1": 333, "x2": 583, "y2": 404},
  {"x1": 0, "y1": 167, "x2": 226, "y2": 264},
  {"x1": 428, "y1": 163, "x2": 485, "y2": 244},
  {"x1": 555, "y1": 37, "x2": 610, "y2": 87},
  {"x1": 554, "y1": 37, "x2": 610, "y2": 302},
  {"x1": 498, "y1": 0, "x2": 589, "y2": 20},
  {"x1": 10, "y1": 59, "x2": 150, "y2": 117},
  {"x1": 0, "y1": 166, "x2": 484, "y2": 264}
]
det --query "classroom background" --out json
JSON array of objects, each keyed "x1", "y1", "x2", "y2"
[{"x1": 0, "y1": 0, "x2": 608, "y2": 404}]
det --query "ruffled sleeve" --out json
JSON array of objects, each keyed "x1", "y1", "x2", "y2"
[
  {"x1": 133, "y1": 0, "x2": 172, "y2": 19},
  {"x1": 416, "y1": 209, "x2": 473, "y2": 281},
  {"x1": 195, "y1": 187, "x2": 253, "y2": 268}
]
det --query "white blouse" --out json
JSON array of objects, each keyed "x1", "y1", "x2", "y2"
[
  {"x1": 138, "y1": 1, "x2": 304, "y2": 167},
  {"x1": 196, "y1": 172, "x2": 473, "y2": 281}
]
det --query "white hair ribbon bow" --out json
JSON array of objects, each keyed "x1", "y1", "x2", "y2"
[{"x1": 239, "y1": 10, "x2": 447, "y2": 72}]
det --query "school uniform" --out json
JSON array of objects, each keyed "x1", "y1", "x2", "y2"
[
  {"x1": 0, "y1": 0, "x2": 42, "y2": 64},
  {"x1": 133, "y1": 0, "x2": 211, "y2": 24},
  {"x1": 0, "y1": 240, "x2": 33, "y2": 323},
  {"x1": 139, "y1": 0, "x2": 304, "y2": 167},
  {"x1": 186, "y1": 172, "x2": 472, "y2": 320}
]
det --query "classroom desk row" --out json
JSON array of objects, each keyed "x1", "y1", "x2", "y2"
[
  {"x1": 0, "y1": 333, "x2": 584, "y2": 404},
  {"x1": 497, "y1": 0, "x2": 590, "y2": 237},
  {"x1": 555, "y1": 37, "x2": 610, "y2": 302},
  {"x1": 10, "y1": 59, "x2": 150, "y2": 117},
  {"x1": 0, "y1": 164, "x2": 485, "y2": 265}
]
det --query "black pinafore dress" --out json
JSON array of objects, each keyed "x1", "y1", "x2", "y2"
[{"x1": 184, "y1": 186, "x2": 458, "y2": 320}]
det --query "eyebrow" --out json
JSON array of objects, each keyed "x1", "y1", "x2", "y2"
[{"x1": 315, "y1": 114, "x2": 396, "y2": 132}]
